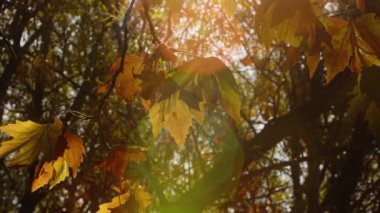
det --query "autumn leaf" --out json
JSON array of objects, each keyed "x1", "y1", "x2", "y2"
[
  {"x1": 63, "y1": 132, "x2": 85, "y2": 177},
  {"x1": 102, "y1": 145, "x2": 147, "y2": 180},
  {"x1": 31, "y1": 162, "x2": 54, "y2": 192},
  {"x1": 175, "y1": 57, "x2": 241, "y2": 121},
  {"x1": 102, "y1": 55, "x2": 144, "y2": 102},
  {"x1": 164, "y1": 97, "x2": 192, "y2": 147},
  {"x1": 323, "y1": 18, "x2": 352, "y2": 82},
  {"x1": 355, "y1": 13, "x2": 380, "y2": 59},
  {"x1": 31, "y1": 132, "x2": 85, "y2": 192},
  {"x1": 149, "y1": 100, "x2": 167, "y2": 139},
  {"x1": 0, "y1": 119, "x2": 62, "y2": 166},
  {"x1": 147, "y1": 57, "x2": 241, "y2": 143},
  {"x1": 97, "y1": 180, "x2": 131, "y2": 213}
]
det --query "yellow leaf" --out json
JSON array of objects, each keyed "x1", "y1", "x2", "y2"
[
  {"x1": 149, "y1": 100, "x2": 167, "y2": 139},
  {"x1": 63, "y1": 132, "x2": 85, "y2": 177},
  {"x1": 190, "y1": 102, "x2": 205, "y2": 125},
  {"x1": 0, "y1": 119, "x2": 62, "y2": 166},
  {"x1": 107, "y1": 55, "x2": 144, "y2": 102},
  {"x1": 134, "y1": 185, "x2": 152, "y2": 213},
  {"x1": 116, "y1": 75, "x2": 142, "y2": 102},
  {"x1": 49, "y1": 157, "x2": 70, "y2": 189},
  {"x1": 97, "y1": 191, "x2": 131, "y2": 213},
  {"x1": 31, "y1": 132, "x2": 85, "y2": 191},
  {"x1": 164, "y1": 98, "x2": 192, "y2": 147}
]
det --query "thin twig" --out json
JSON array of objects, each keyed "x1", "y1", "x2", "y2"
[{"x1": 142, "y1": 0, "x2": 160, "y2": 44}]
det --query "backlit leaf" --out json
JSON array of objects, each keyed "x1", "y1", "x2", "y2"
[
  {"x1": 31, "y1": 132, "x2": 85, "y2": 191},
  {"x1": 164, "y1": 97, "x2": 192, "y2": 147},
  {"x1": 49, "y1": 157, "x2": 70, "y2": 189},
  {"x1": 0, "y1": 119, "x2": 62, "y2": 166},
  {"x1": 97, "y1": 191, "x2": 131, "y2": 213},
  {"x1": 31, "y1": 162, "x2": 54, "y2": 192},
  {"x1": 63, "y1": 132, "x2": 85, "y2": 177}
]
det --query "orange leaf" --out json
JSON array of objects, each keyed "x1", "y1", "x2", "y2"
[
  {"x1": 32, "y1": 162, "x2": 54, "y2": 192},
  {"x1": 63, "y1": 132, "x2": 85, "y2": 177}
]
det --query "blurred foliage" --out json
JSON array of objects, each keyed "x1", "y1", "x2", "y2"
[{"x1": 0, "y1": 0, "x2": 380, "y2": 212}]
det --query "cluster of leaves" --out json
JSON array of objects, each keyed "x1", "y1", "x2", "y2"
[
  {"x1": 1, "y1": 0, "x2": 380, "y2": 212},
  {"x1": 0, "y1": 120, "x2": 85, "y2": 192}
]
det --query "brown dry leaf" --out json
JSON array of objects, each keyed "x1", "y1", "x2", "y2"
[
  {"x1": 306, "y1": 51, "x2": 321, "y2": 78},
  {"x1": 323, "y1": 18, "x2": 352, "y2": 82}
]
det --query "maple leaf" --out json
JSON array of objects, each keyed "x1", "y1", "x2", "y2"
[
  {"x1": 101, "y1": 55, "x2": 144, "y2": 102},
  {"x1": 49, "y1": 156, "x2": 70, "y2": 189},
  {"x1": 149, "y1": 100, "x2": 167, "y2": 139},
  {"x1": 147, "y1": 57, "x2": 241, "y2": 145},
  {"x1": 97, "y1": 180, "x2": 131, "y2": 213},
  {"x1": 0, "y1": 119, "x2": 62, "y2": 166},
  {"x1": 164, "y1": 97, "x2": 193, "y2": 147},
  {"x1": 31, "y1": 162, "x2": 54, "y2": 192},
  {"x1": 323, "y1": 18, "x2": 352, "y2": 82},
  {"x1": 149, "y1": 94, "x2": 195, "y2": 147},
  {"x1": 31, "y1": 132, "x2": 85, "y2": 192},
  {"x1": 320, "y1": 14, "x2": 380, "y2": 81},
  {"x1": 63, "y1": 132, "x2": 85, "y2": 177},
  {"x1": 175, "y1": 57, "x2": 241, "y2": 121},
  {"x1": 102, "y1": 145, "x2": 147, "y2": 180},
  {"x1": 355, "y1": 13, "x2": 380, "y2": 58},
  {"x1": 256, "y1": 0, "x2": 330, "y2": 49}
]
